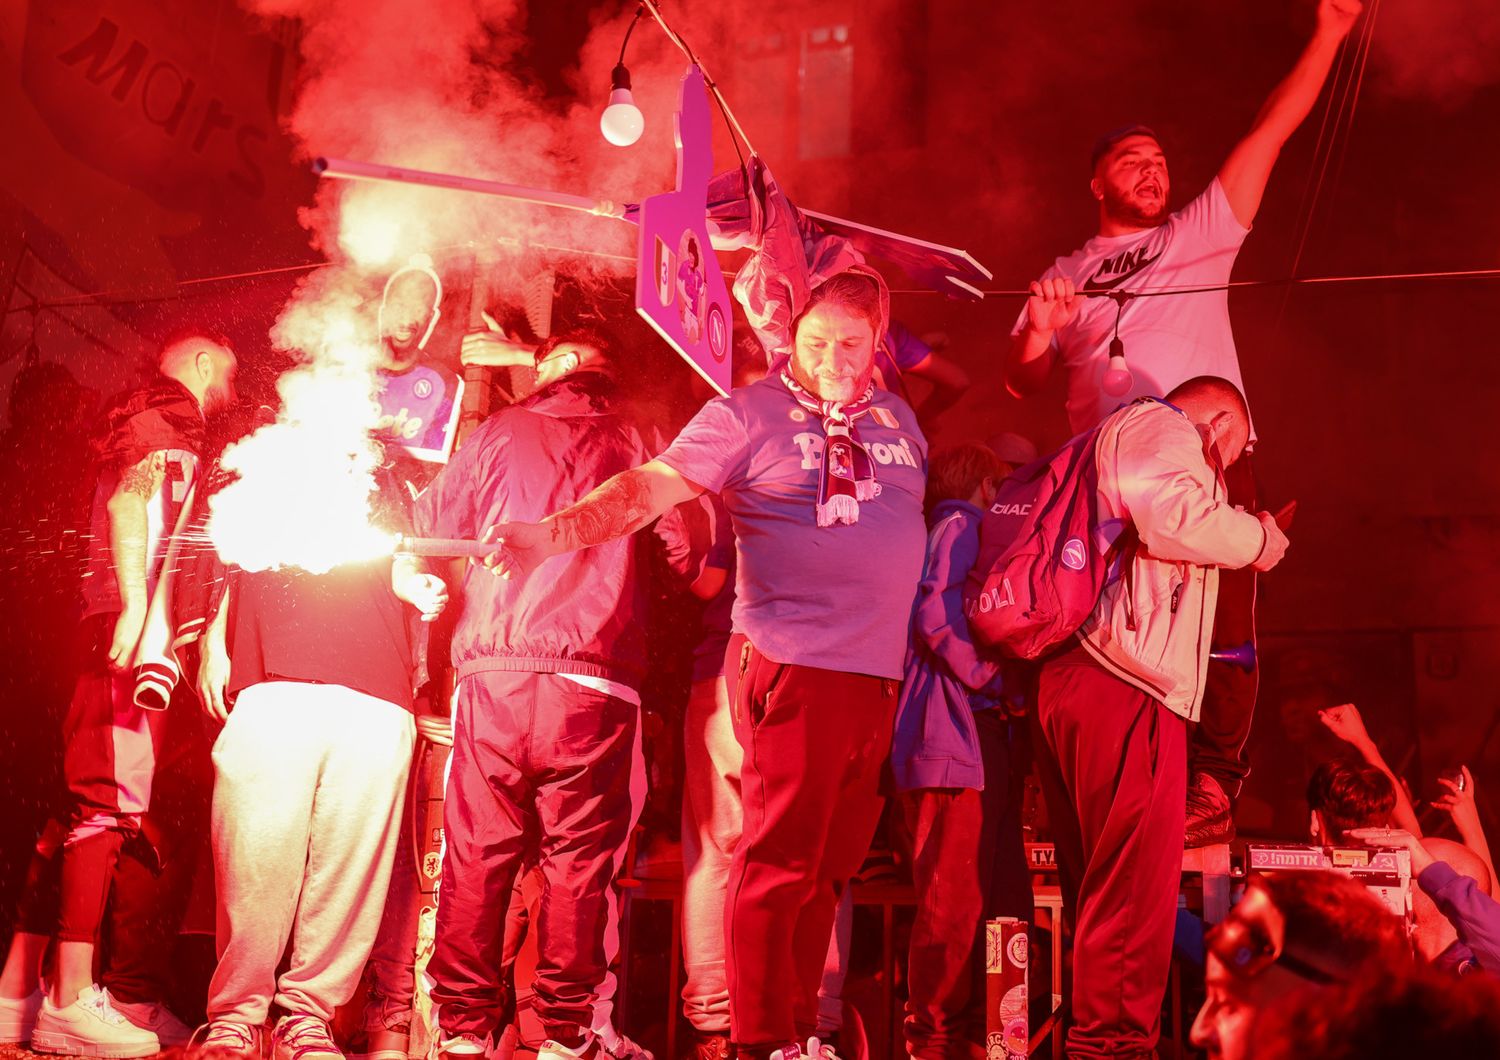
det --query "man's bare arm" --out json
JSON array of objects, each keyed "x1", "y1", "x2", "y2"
[
  {"x1": 907, "y1": 352, "x2": 970, "y2": 421},
  {"x1": 690, "y1": 565, "x2": 729, "y2": 601},
  {"x1": 1006, "y1": 328, "x2": 1058, "y2": 398},
  {"x1": 548, "y1": 461, "x2": 697, "y2": 552},
  {"x1": 104, "y1": 452, "x2": 166, "y2": 669},
  {"x1": 107, "y1": 452, "x2": 166, "y2": 609},
  {"x1": 1006, "y1": 277, "x2": 1078, "y2": 397},
  {"x1": 484, "y1": 460, "x2": 706, "y2": 580},
  {"x1": 1218, "y1": 0, "x2": 1362, "y2": 226},
  {"x1": 198, "y1": 580, "x2": 233, "y2": 722}
]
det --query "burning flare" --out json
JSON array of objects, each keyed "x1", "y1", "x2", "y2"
[{"x1": 208, "y1": 307, "x2": 397, "y2": 573}]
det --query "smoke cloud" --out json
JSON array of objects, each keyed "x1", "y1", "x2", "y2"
[
  {"x1": 210, "y1": 0, "x2": 736, "y2": 570},
  {"x1": 1369, "y1": 1, "x2": 1500, "y2": 108},
  {"x1": 208, "y1": 275, "x2": 393, "y2": 573},
  {"x1": 245, "y1": 0, "x2": 724, "y2": 269}
]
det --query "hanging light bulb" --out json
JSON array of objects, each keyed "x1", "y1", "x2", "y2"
[
  {"x1": 600, "y1": 62, "x2": 644, "y2": 146},
  {"x1": 1101, "y1": 335, "x2": 1133, "y2": 396}
]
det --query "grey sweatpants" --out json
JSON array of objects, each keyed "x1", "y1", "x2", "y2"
[{"x1": 207, "y1": 681, "x2": 415, "y2": 1024}]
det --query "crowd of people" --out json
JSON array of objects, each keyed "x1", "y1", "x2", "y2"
[{"x1": 3, "y1": 1, "x2": 1500, "y2": 1059}]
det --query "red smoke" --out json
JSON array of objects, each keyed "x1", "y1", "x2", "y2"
[
  {"x1": 1369, "y1": 1, "x2": 1500, "y2": 109},
  {"x1": 238, "y1": 0, "x2": 735, "y2": 273}
]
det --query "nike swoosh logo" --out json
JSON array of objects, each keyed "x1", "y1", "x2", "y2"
[{"x1": 1082, "y1": 249, "x2": 1163, "y2": 293}]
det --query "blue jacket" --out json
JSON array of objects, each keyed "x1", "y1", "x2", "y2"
[
  {"x1": 415, "y1": 371, "x2": 692, "y2": 687},
  {"x1": 890, "y1": 499, "x2": 1004, "y2": 793},
  {"x1": 1422, "y1": 861, "x2": 1500, "y2": 976}
]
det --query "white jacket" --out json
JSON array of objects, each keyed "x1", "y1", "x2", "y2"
[{"x1": 1077, "y1": 400, "x2": 1266, "y2": 721}]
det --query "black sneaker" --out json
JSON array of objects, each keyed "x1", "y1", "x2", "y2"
[{"x1": 1184, "y1": 772, "x2": 1234, "y2": 847}]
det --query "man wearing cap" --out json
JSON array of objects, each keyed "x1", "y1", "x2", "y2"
[{"x1": 1005, "y1": 0, "x2": 1364, "y2": 848}]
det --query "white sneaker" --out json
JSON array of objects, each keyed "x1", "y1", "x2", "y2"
[
  {"x1": 189, "y1": 1020, "x2": 263, "y2": 1058},
  {"x1": 770, "y1": 1039, "x2": 839, "y2": 1060},
  {"x1": 32, "y1": 985, "x2": 162, "y2": 1057},
  {"x1": 434, "y1": 1035, "x2": 486, "y2": 1058},
  {"x1": 272, "y1": 1014, "x2": 342, "y2": 1060},
  {"x1": 594, "y1": 1024, "x2": 652, "y2": 1060},
  {"x1": 112, "y1": 999, "x2": 194, "y2": 1048},
  {"x1": 538, "y1": 1034, "x2": 600, "y2": 1060},
  {"x1": 805, "y1": 1038, "x2": 840, "y2": 1060},
  {"x1": 0, "y1": 989, "x2": 44, "y2": 1044}
]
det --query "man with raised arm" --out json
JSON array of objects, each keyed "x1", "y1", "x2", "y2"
[
  {"x1": 487, "y1": 269, "x2": 928, "y2": 1060},
  {"x1": 1006, "y1": 0, "x2": 1364, "y2": 846}
]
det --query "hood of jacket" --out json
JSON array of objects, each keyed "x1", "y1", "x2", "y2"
[
  {"x1": 517, "y1": 369, "x2": 624, "y2": 420},
  {"x1": 928, "y1": 496, "x2": 982, "y2": 529}
]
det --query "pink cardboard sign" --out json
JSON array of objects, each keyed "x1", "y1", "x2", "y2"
[{"x1": 635, "y1": 66, "x2": 733, "y2": 396}]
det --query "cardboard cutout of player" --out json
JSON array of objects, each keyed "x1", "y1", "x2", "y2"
[{"x1": 376, "y1": 254, "x2": 466, "y2": 463}]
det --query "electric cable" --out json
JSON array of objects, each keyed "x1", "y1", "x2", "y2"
[
  {"x1": 638, "y1": 0, "x2": 751, "y2": 175},
  {"x1": 1274, "y1": 0, "x2": 1383, "y2": 340},
  {"x1": 886, "y1": 265, "x2": 1500, "y2": 298}
]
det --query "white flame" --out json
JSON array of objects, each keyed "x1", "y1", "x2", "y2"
[{"x1": 208, "y1": 307, "x2": 397, "y2": 574}]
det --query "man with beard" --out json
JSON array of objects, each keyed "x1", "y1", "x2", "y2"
[
  {"x1": 1006, "y1": 0, "x2": 1365, "y2": 848},
  {"x1": 0, "y1": 334, "x2": 236, "y2": 1056},
  {"x1": 484, "y1": 269, "x2": 928, "y2": 1060},
  {"x1": 375, "y1": 256, "x2": 464, "y2": 464},
  {"x1": 1030, "y1": 377, "x2": 1286, "y2": 1057}
]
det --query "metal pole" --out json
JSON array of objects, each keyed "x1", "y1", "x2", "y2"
[{"x1": 313, "y1": 157, "x2": 629, "y2": 220}]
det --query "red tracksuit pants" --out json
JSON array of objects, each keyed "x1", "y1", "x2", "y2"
[
  {"x1": 15, "y1": 614, "x2": 211, "y2": 1002},
  {"x1": 430, "y1": 671, "x2": 638, "y2": 1045},
  {"x1": 724, "y1": 636, "x2": 899, "y2": 1057},
  {"x1": 1031, "y1": 646, "x2": 1186, "y2": 1059}
]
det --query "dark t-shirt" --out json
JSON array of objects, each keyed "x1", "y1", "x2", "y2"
[
  {"x1": 226, "y1": 475, "x2": 416, "y2": 710},
  {"x1": 227, "y1": 560, "x2": 415, "y2": 711}
]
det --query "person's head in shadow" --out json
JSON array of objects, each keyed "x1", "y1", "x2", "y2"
[
  {"x1": 1249, "y1": 963, "x2": 1500, "y2": 1059},
  {"x1": 1191, "y1": 869, "x2": 1410, "y2": 1060}
]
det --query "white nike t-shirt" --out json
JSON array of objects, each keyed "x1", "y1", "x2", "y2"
[{"x1": 1013, "y1": 178, "x2": 1252, "y2": 437}]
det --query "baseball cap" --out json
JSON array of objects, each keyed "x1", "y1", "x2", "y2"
[
  {"x1": 1091, "y1": 124, "x2": 1161, "y2": 169},
  {"x1": 988, "y1": 431, "x2": 1039, "y2": 469}
]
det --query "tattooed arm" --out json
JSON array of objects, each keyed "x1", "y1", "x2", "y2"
[
  {"x1": 105, "y1": 451, "x2": 167, "y2": 669},
  {"x1": 481, "y1": 459, "x2": 705, "y2": 581}
]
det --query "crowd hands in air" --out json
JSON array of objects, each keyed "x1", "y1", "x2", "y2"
[{"x1": 8, "y1": 0, "x2": 1500, "y2": 1058}]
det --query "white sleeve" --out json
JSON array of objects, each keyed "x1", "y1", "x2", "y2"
[
  {"x1": 1111, "y1": 408, "x2": 1265, "y2": 569},
  {"x1": 1175, "y1": 179, "x2": 1252, "y2": 251}
]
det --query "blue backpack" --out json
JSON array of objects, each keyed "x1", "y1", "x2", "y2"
[{"x1": 965, "y1": 409, "x2": 1140, "y2": 659}]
